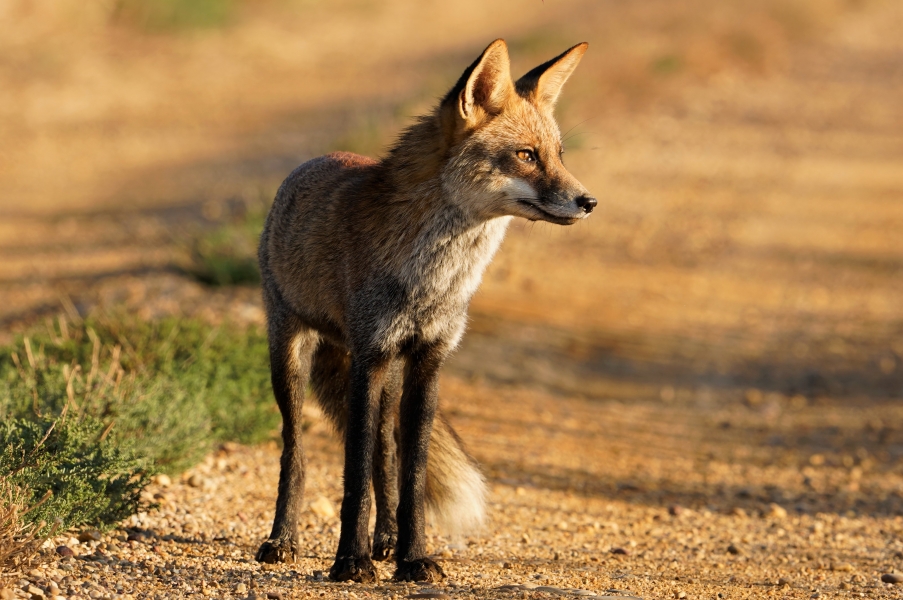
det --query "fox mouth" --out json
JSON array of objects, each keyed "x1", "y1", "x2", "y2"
[{"x1": 516, "y1": 199, "x2": 583, "y2": 225}]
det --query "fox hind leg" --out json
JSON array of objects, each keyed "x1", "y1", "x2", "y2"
[
  {"x1": 311, "y1": 343, "x2": 402, "y2": 563},
  {"x1": 256, "y1": 299, "x2": 318, "y2": 564}
]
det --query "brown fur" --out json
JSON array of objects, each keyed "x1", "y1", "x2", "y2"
[{"x1": 255, "y1": 39, "x2": 594, "y2": 582}]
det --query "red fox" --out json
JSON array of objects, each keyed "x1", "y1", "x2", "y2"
[{"x1": 256, "y1": 39, "x2": 594, "y2": 583}]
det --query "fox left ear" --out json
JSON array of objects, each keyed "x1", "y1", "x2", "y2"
[
  {"x1": 516, "y1": 42, "x2": 588, "y2": 107},
  {"x1": 448, "y1": 39, "x2": 514, "y2": 127}
]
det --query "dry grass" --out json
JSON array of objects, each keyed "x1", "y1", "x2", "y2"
[{"x1": 0, "y1": 480, "x2": 51, "y2": 581}]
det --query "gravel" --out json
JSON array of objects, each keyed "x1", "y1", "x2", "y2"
[{"x1": 3, "y1": 381, "x2": 901, "y2": 600}]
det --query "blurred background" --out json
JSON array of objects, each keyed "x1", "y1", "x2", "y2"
[{"x1": 1, "y1": 0, "x2": 902, "y2": 515}]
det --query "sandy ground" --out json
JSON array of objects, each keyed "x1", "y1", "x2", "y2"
[{"x1": 2, "y1": 0, "x2": 903, "y2": 598}]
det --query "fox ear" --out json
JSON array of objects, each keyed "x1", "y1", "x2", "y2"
[
  {"x1": 452, "y1": 39, "x2": 514, "y2": 125},
  {"x1": 516, "y1": 42, "x2": 588, "y2": 107}
]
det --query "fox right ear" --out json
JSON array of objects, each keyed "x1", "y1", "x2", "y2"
[
  {"x1": 516, "y1": 42, "x2": 588, "y2": 107},
  {"x1": 449, "y1": 39, "x2": 514, "y2": 126}
]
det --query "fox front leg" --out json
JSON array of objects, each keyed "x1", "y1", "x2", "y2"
[
  {"x1": 329, "y1": 352, "x2": 389, "y2": 583},
  {"x1": 393, "y1": 343, "x2": 446, "y2": 582},
  {"x1": 372, "y1": 363, "x2": 402, "y2": 561}
]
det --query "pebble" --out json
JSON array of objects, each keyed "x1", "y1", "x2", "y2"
[
  {"x1": 405, "y1": 593, "x2": 449, "y2": 599},
  {"x1": 610, "y1": 547, "x2": 629, "y2": 555},
  {"x1": 881, "y1": 573, "x2": 903, "y2": 584},
  {"x1": 777, "y1": 577, "x2": 791, "y2": 587},
  {"x1": 495, "y1": 585, "x2": 629, "y2": 598},
  {"x1": 265, "y1": 591, "x2": 284, "y2": 599},
  {"x1": 77, "y1": 531, "x2": 101, "y2": 543},
  {"x1": 153, "y1": 474, "x2": 172, "y2": 487},
  {"x1": 831, "y1": 563, "x2": 854, "y2": 572},
  {"x1": 187, "y1": 473, "x2": 206, "y2": 488},
  {"x1": 668, "y1": 504, "x2": 683, "y2": 517},
  {"x1": 56, "y1": 546, "x2": 75, "y2": 558},
  {"x1": 308, "y1": 496, "x2": 336, "y2": 519},
  {"x1": 235, "y1": 583, "x2": 248, "y2": 594},
  {"x1": 727, "y1": 544, "x2": 741, "y2": 555},
  {"x1": 126, "y1": 531, "x2": 147, "y2": 543},
  {"x1": 766, "y1": 503, "x2": 788, "y2": 519}
]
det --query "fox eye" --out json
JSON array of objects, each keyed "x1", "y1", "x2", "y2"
[{"x1": 516, "y1": 149, "x2": 536, "y2": 163}]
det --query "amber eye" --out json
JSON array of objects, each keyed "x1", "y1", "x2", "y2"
[{"x1": 516, "y1": 149, "x2": 536, "y2": 163}]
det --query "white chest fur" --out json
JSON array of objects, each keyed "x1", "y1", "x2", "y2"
[{"x1": 375, "y1": 213, "x2": 511, "y2": 352}]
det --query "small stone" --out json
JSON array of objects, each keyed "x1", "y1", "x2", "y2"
[
  {"x1": 503, "y1": 562, "x2": 513, "y2": 569},
  {"x1": 77, "y1": 531, "x2": 101, "y2": 543},
  {"x1": 126, "y1": 531, "x2": 147, "y2": 543},
  {"x1": 727, "y1": 544, "x2": 741, "y2": 555},
  {"x1": 187, "y1": 473, "x2": 205, "y2": 488},
  {"x1": 534, "y1": 587, "x2": 566, "y2": 595},
  {"x1": 520, "y1": 533, "x2": 530, "y2": 544},
  {"x1": 26, "y1": 586, "x2": 45, "y2": 598},
  {"x1": 266, "y1": 592, "x2": 284, "y2": 599},
  {"x1": 881, "y1": 573, "x2": 903, "y2": 584},
  {"x1": 55, "y1": 546, "x2": 74, "y2": 558},
  {"x1": 675, "y1": 592, "x2": 687, "y2": 599},
  {"x1": 668, "y1": 505, "x2": 683, "y2": 517},
  {"x1": 731, "y1": 507, "x2": 747, "y2": 518},
  {"x1": 767, "y1": 503, "x2": 788, "y2": 519},
  {"x1": 152, "y1": 474, "x2": 172, "y2": 487},
  {"x1": 839, "y1": 582, "x2": 851, "y2": 590},
  {"x1": 406, "y1": 593, "x2": 450, "y2": 599},
  {"x1": 832, "y1": 563, "x2": 853, "y2": 572},
  {"x1": 611, "y1": 547, "x2": 630, "y2": 555},
  {"x1": 308, "y1": 496, "x2": 336, "y2": 519},
  {"x1": 778, "y1": 577, "x2": 791, "y2": 587},
  {"x1": 0, "y1": 589, "x2": 13, "y2": 600},
  {"x1": 235, "y1": 583, "x2": 248, "y2": 594}
]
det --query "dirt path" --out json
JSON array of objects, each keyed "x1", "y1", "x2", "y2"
[{"x1": 3, "y1": 0, "x2": 903, "y2": 598}]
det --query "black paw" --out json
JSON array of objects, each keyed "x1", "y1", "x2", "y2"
[
  {"x1": 255, "y1": 538, "x2": 298, "y2": 564},
  {"x1": 393, "y1": 557, "x2": 445, "y2": 582},
  {"x1": 371, "y1": 531, "x2": 397, "y2": 562},
  {"x1": 329, "y1": 555, "x2": 379, "y2": 583}
]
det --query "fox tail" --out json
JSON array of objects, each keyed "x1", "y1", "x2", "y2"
[{"x1": 424, "y1": 413, "x2": 487, "y2": 534}]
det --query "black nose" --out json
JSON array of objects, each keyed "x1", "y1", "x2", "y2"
[{"x1": 576, "y1": 195, "x2": 597, "y2": 214}]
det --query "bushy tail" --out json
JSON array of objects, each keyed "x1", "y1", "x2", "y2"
[{"x1": 424, "y1": 413, "x2": 487, "y2": 535}]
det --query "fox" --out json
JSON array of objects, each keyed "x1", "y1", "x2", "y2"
[{"x1": 255, "y1": 39, "x2": 595, "y2": 583}]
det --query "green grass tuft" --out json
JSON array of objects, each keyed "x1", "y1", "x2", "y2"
[
  {"x1": 0, "y1": 313, "x2": 276, "y2": 534},
  {"x1": 187, "y1": 207, "x2": 266, "y2": 287},
  {"x1": 112, "y1": 0, "x2": 235, "y2": 32}
]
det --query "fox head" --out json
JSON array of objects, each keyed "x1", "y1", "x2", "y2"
[{"x1": 438, "y1": 39, "x2": 595, "y2": 225}]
